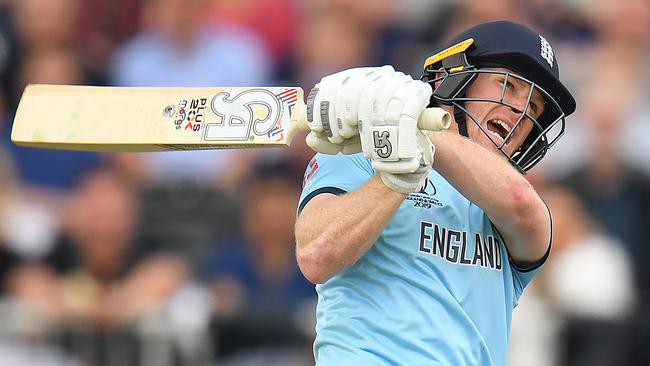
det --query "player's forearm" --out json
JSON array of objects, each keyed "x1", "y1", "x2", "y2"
[
  {"x1": 295, "y1": 176, "x2": 405, "y2": 284},
  {"x1": 428, "y1": 131, "x2": 549, "y2": 259}
]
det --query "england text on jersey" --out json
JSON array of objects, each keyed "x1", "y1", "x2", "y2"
[{"x1": 418, "y1": 221, "x2": 503, "y2": 270}]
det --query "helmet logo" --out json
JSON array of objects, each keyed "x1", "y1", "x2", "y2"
[{"x1": 539, "y1": 35, "x2": 554, "y2": 67}]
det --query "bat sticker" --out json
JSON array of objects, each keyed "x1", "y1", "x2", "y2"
[
  {"x1": 204, "y1": 89, "x2": 283, "y2": 141},
  {"x1": 183, "y1": 98, "x2": 207, "y2": 132},
  {"x1": 267, "y1": 88, "x2": 299, "y2": 142}
]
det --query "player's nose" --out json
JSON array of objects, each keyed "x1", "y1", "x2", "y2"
[{"x1": 505, "y1": 93, "x2": 536, "y2": 119}]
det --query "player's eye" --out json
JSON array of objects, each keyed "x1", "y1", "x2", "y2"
[{"x1": 497, "y1": 77, "x2": 515, "y2": 90}]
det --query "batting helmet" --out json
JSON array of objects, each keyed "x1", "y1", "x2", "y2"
[{"x1": 421, "y1": 21, "x2": 576, "y2": 172}]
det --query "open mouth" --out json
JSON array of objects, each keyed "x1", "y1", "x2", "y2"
[{"x1": 486, "y1": 119, "x2": 511, "y2": 145}]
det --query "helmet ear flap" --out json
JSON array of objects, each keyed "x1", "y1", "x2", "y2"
[{"x1": 433, "y1": 72, "x2": 475, "y2": 101}]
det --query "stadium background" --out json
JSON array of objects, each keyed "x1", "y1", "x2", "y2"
[{"x1": 0, "y1": 0, "x2": 648, "y2": 365}]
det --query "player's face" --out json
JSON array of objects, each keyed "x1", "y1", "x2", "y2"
[{"x1": 462, "y1": 68, "x2": 545, "y2": 156}]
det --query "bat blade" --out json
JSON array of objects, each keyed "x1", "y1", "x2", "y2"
[{"x1": 11, "y1": 84, "x2": 305, "y2": 152}]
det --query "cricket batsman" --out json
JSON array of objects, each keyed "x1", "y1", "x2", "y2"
[{"x1": 295, "y1": 21, "x2": 576, "y2": 365}]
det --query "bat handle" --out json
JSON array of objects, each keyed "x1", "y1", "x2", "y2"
[
  {"x1": 417, "y1": 108, "x2": 451, "y2": 131},
  {"x1": 288, "y1": 101, "x2": 452, "y2": 143}
]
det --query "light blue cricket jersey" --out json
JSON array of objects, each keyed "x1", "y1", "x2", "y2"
[{"x1": 298, "y1": 153, "x2": 547, "y2": 366}]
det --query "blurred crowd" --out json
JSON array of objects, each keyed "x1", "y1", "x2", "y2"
[{"x1": 0, "y1": 0, "x2": 648, "y2": 365}]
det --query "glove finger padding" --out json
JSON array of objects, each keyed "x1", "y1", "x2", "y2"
[
  {"x1": 306, "y1": 131, "x2": 341, "y2": 155},
  {"x1": 308, "y1": 66, "x2": 395, "y2": 148},
  {"x1": 340, "y1": 135, "x2": 362, "y2": 155},
  {"x1": 360, "y1": 75, "x2": 433, "y2": 174},
  {"x1": 306, "y1": 131, "x2": 362, "y2": 155},
  {"x1": 416, "y1": 130, "x2": 435, "y2": 167},
  {"x1": 334, "y1": 72, "x2": 375, "y2": 139},
  {"x1": 397, "y1": 82, "x2": 433, "y2": 160},
  {"x1": 358, "y1": 72, "x2": 411, "y2": 158}
]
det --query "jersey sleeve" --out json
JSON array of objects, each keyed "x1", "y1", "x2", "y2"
[
  {"x1": 491, "y1": 221, "x2": 550, "y2": 306},
  {"x1": 510, "y1": 199, "x2": 553, "y2": 304},
  {"x1": 298, "y1": 152, "x2": 374, "y2": 214},
  {"x1": 508, "y1": 238, "x2": 551, "y2": 308},
  {"x1": 511, "y1": 253, "x2": 547, "y2": 302}
]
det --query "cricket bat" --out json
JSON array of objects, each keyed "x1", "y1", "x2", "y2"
[{"x1": 11, "y1": 84, "x2": 451, "y2": 152}]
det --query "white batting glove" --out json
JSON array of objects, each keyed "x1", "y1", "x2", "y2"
[
  {"x1": 375, "y1": 137, "x2": 434, "y2": 194},
  {"x1": 378, "y1": 168, "x2": 430, "y2": 195},
  {"x1": 305, "y1": 66, "x2": 435, "y2": 194},
  {"x1": 357, "y1": 70, "x2": 435, "y2": 194},
  {"x1": 375, "y1": 136, "x2": 434, "y2": 194},
  {"x1": 305, "y1": 66, "x2": 396, "y2": 155}
]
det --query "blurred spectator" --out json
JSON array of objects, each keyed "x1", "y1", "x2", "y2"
[
  {"x1": 525, "y1": 0, "x2": 594, "y2": 43},
  {"x1": 8, "y1": 168, "x2": 190, "y2": 327},
  {"x1": 442, "y1": 0, "x2": 530, "y2": 41},
  {"x1": 384, "y1": 0, "x2": 533, "y2": 75},
  {"x1": 552, "y1": 0, "x2": 650, "y2": 176},
  {"x1": 206, "y1": 159, "x2": 315, "y2": 364},
  {"x1": 585, "y1": 0, "x2": 650, "y2": 46},
  {"x1": 6, "y1": 0, "x2": 112, "y2": 103},
  {"x1": 76, "y1": 0, "x2": 140, "y2": 79},
  {"x1": 0, "y1": 147, "x2": 25, "y2": 294},
  {"x1": 0, "y1": 179, "x2": 60, "y2": 261},
  {"x1": 543, "y1": 46, "x2": 650, "y2": 173},
  {"x1": 509, "y1": 186, "x2": 635, "y2": 366},
  {"x1": 9, "y1": 0, "x2": 137, "y2": 92},
  {"x1": 1, "y1": 46, "x2": 104, "y2": 196},
  {"x1": 112, "y1": 0, "x2": 270, "y2": 88},
  {"x1": 111, "y1": 0, "x2": 272, "y2": 185},
  {"x1": 317, "y1": 0, "x2": 397, "y2": 32},
  {"x1": 395, "y1": 0, "x2": 454, "y2": 31},
  {"x1": 0, "y1": 0, "x2": 18, "y2": 112},
  {"x1": 299, "y1": 0, "x2": 440, "y2": 75},
  {"x1": 554, "y1": 60, "x2": 650, "y2": 303},
  {"x1": 584, "y1": 0, "x2": 650, "y2": 175},
  {"x1": 11, "y1": 0, "x2": 79, "y2": 50},
  {"x1": 137, "y1": 180, "x2": 240, "y2": 269},
  {"x1": 208, "y1": 0, "x2": 299, "y2": 79},
  {"x1": 378, "y1": 1, "x2": 456, "y2": 75},
  {"x1": 295, "y1": 11, "x2": 374, "y2": 90},
  {"x1": 297, "y1": 0, "x2": 440, "y2": 78},
  {"x1": 541, "y1": 187, "x2": 635, "y2": 319},
  {"x1": 18, "y1": 46, "x2": 85, "y2": 86},
  {"x1": 303, "y1": 0, "x2": 446, "y2": 76},
  {"x1": 2, "y1": 167, "x2": 219, "y2": 366}
]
